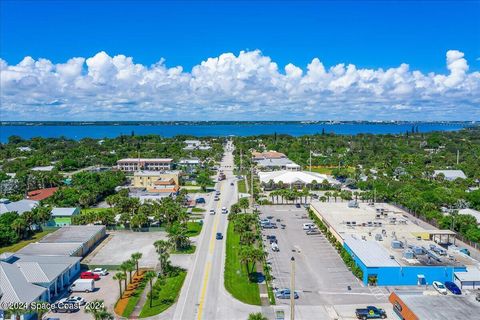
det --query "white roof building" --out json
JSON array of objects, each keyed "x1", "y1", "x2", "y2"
[
  {"x1": 458, "y1": 208, "x2": 480, "y2": 225},
  {"x1": 258, "y1": 170, "x2": 338, "y2": 186},
  {"x1": 0, "y1": 199, "x2": 39, "y2": 215},
  {"x1": 51, "y1": 207, "x2": 79, "y2": 217},
  {"x1": 31, "y1": 165, "x2": 55, "y2": 172},
  {"x1": 433, "y1": 170, "x2": 467, "y2": 181}
]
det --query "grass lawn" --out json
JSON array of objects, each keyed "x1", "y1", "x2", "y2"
[
  {"x1": 139, "y1": 271, "x2": 187, "y2": 318},
  {"x1": 191, "y1": 207, "x2": 206, "y2": 213},
  {"x1": 121, "y1": 277, "x2": 147, "y2": 318},
  {"x1": 186, "y1": 221, "x2": 202, "y2": 237},
  {"x1": 309, "y1": 167, "x2": 334, "y2": 175},
  {"x1": 224, "y1": 223, "x2": 261, "y2": 305},
  {"x1": 237, "y1": 179, "x2": 247, "y2": 193},
  {"x1": 172, "y1": 245, "x2": 196, "y2": 254},
  {"x1": 0, "y1": 229, "x2": 57, "y2": 254}
]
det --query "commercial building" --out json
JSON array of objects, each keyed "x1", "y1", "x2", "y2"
[
  {"x1": 389, "y1": 291, "x2": 480, "y2": 320},
  {"x1": 38, "y1": 225, "x2": 106, "y2": 256},
  {"x1": 49, "y1": 207, "x2": 80, "y2": 226},
  {"x1": 258, "y1": 170, "x2": 339, "y2": 189},
  {"x1": 183, "y1": 140, "x2": 211, "y2": 151},
  {"x1": 252, "y1": 150, "x2": 301, "y2": 170},
  {"x1": 133, "y1": 170, "x2": 180, "y2": 187},
  {"x1": 117, "y1": 158, "x2": 173, "y2": 172},
  {"x1": 0, "y1": 198, "x2": 39, "y2": 215},
  {"x1": 27, "y1": 187, "x2": 59, "y2": 201},
  {"x1": 310, "y1": 201, "x2": 478, "y2": 286},
  {"x1": 433, "y1": 170, "x2": 467, "y2": 181}
]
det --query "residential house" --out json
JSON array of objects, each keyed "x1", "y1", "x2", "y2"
[
  {"x1": 433, "y1": 170, "x2": 467, "y2": 181},
  {"x1": 49, "y1": 207, "x2": 80, "y2": 226},
  {"x1": 0, "y1": 199, "x2": 39, "y2": 215}
]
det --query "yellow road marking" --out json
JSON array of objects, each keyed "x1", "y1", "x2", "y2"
[{"x1": 197, "y1": 178, "x2": 225, "y2": 319}]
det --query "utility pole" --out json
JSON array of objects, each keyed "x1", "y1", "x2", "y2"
[
  {"x1": 290, "y1": 256, "x2": 295, "y2": 320},
  {"x1": 251, "y1": 158, "x2": 254, "y2": 208},
  {"x1": 309, "y1": 150, "x2": 312, "y2": 172},
  {"x1": 240, "y1": 149, "x2": 243, "y2": 175}
]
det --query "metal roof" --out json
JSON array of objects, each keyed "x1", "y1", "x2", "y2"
[
  {"x1": 0, "y1": 262, "x2": 46, "y2": 304},
  {"x1": 51, "y1": 207, "x2": 79, "y2": 217},
  {"x1": 16, "y1": 261, "x2": 70, "y2": 283},
  {"x1": 17, "y1": 242, "x2": 83, "y2": 256},
  {"x1": 39, "y1": 225, "x2": 105, "y2": 244},
  {"x1": 0, "y1": 199, "x2": 39, "y2": 215},
  {"x1": 433, "y1": 170, "x2": 467, "y2": 180},
  {"x1": 454, "y1": 267, "x2": 480, "y2": 282},
  {"x1": 344, "y1": 234, "x2": 400, "y2": 267}
]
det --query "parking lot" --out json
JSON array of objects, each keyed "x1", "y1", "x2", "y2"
[
  {"x1": 259, "y1": 205, "x2": 388, "y2": 307},
  {"x1": 85, "y1": 230, "x2": 166, "y2": 267},
  {"x1": 43, "y1": 272, "x2": 118, "y2": 320}
]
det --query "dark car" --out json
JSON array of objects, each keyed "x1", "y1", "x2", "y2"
[
  {"x1": 295, "y1": 204, "x2": 301, "y2": 208},
  {"x1": 52, "y1": 301, "x2": 80, "y2": 313},
  {"x1": 355, "y1": 306, "x2": 387, "y2": 319},
  {"x1": 195, "y1": 197, "x2": 206, "y2": 204},
  {"x1": 445, "y1": 281, "x2": 462, "y2": 295},
  {"x1": 216, "y1": 232, "x2": 223, "y2": 240}
]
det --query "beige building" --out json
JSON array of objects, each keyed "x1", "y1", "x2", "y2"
[
  {"x1": 133, "y1": 170, "x2": 180, "y2": 189},
  {"x1": 117, "y1": 158, "x2": 173, "y2": 172}
]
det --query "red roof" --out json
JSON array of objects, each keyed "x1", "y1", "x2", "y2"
[{"x1": 27, "y1": 187, "x2": 59, "y2": 201}]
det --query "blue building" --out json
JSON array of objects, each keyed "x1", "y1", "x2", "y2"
[{"x1": 343, "y1": 235, "x2": 467, "y2": 286}]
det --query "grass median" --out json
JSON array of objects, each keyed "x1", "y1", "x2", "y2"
[
  {"x1": 139, "y1": 269, "x2": 186, "y2": 318},
  {"x1": 224, "y1": 222, "x2": 261, "y2": 306}
]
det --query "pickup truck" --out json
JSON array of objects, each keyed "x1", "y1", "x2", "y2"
[{"x1": 355, "y1": 306, "x2": 387, "y2": 319}]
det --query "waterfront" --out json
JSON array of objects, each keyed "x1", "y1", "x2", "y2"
[{"x1": 0, "y1": 122, "x2": 472, "y2": 142}]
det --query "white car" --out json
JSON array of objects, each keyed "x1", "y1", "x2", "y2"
[
  {"x1": 222, "y1": 207, "x2": 228, "y2": 214},
  {"x1": 90, "y1": 268, "x2": 108, "y2": 276},
  {"x1": 215, "y1": 190, "x2": 221, "y2": 195},
  {"x1": 433, "y1": 281, "x2": 448, "y2": 295},
  {"x1": 210, "y1": 209, "x2": 216, "y2": 215},
  {"x1": 66, "y1": 296, "x2": 86, "y2": 305}
]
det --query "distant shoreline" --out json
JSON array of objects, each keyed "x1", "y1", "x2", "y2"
[{"x1": 1, "y1": 120, "x2": 478, "y2": 127}]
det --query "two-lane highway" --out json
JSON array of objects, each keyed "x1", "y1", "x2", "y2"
[{"x1": 173, "y1": 140, "x2": 238, "y2": 320}]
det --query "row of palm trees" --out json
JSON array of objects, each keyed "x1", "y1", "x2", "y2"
[
  {"x1": 113, "y1": 252, "x2": 144, "y2": 298},
  {"x1": 268, "y1": 189, "x2": 359, "y2": 204}
]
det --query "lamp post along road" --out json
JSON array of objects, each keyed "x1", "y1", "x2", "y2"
[{"x1": 290, "y1": 256, "x2": 295, "y2": 320}]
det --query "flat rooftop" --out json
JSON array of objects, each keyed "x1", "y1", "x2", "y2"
[
  {"x1": 311, "y1": 201, "x2": 475, "y2": 267},
  {"x1": 17, "y1": 242, "x2": 83, "y2": 256},
  {"x1": 395, "y1": 292, "x2": 480, "y2": 320},
  {"x1": 39, "y1": 225, "x2": 105, "y2": 244}
]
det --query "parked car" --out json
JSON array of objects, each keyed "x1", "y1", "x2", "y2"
[
  {"x1": 69, "y1": 279, "x2": 95, "y2": 292},
  {"x1": 433, "y1": 281, "x2": 448, "y2": 295},
  {"x1": 260, "y1": 218, "x2": 269, "y2": 224},
  {"x1": 271, "y1": 242, "x2": 279, "y2": 252},
  {"x1": 275, "y1": 289, "x2": 298, "y2": 299},
  {"x1": 262, "y1": 223, "x2": 277, "y2": 229},
  {"x1": 90, "y1": 268, "x2": 108, "y2": 276},
  {"x1": 355, "y1": 306, "x2": 387, "y2": 319},
  {"x1": 210, "y1": 209, "x2": 216, "y2": 215},
  {"x1": 195, "y1": 197, "x2": 206, "y2": 204},
  {"x1": 444, "y1": 281, "x2": 462, "y2": 295},
  {"x1": 52, "y1": 301, "x2": 80, "y2": 313},
  {"x1": 303, "y1": 223, "x2": 315, "y2": 230},
  {"x1": 216, "y1": 232, "x2": 223, "y2": 240},
  {"x1": 65, "y1": 296, "x2": 86, "y2": 306},
  {"x1": 306, "y1": 229, "x2": 321, "y2": 235},
  {"x1": 230, "y1": 182, "x2": 234, "y2": 186},
  {"x1": 295, "y1": 204, "x2": 301, "y2": 208},
  {"x1": 80, "y1": 272, "x2": 100, "y2": 281}
]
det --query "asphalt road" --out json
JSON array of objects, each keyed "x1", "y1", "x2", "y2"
[{"x1": 173, "y1": 140, "x2": 240, "y2": 320}]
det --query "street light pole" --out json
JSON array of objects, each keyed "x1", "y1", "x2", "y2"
[{"x1": 290, "y1": 256, "x2": 295, "y2": 320}]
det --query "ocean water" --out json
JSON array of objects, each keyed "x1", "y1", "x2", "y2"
[{"x1": 0, "y1": 122, "x2": 471, "y2": 143}]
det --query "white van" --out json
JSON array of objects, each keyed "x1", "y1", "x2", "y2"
[
  {"x1": 303, "y1": 223, "x2": 315, "y2": 230},
  {"x1": 69, "y1": 279, "x2": 95, "y2": 293}
]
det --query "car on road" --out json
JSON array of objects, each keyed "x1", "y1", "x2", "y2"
[
  {"x1": 295, "y1": 203, "x2": 301, "y2": 208},
  {"x1": 209, "y1": 209, "x2": 216, "y2": 215},
  {"x1": 275, "y1": 289, "x2": 298, "y2": 299},
  {"x1": 80, "y1": 271, "x2": 100, "y2": 281},
  {"x1": 52, "y1": 301, "x2": 80, "y2": 313},
  {"x1": 433, "y1": 281, "x2": 448, "y2": 295},
  {"x1": 65, "y1": 296, "x2": 86, "y2": 306},
  {"x1": 266, "y1": 235, "x2": 277, "y2": 243},
  {"x1": 215, "y1": 190, "x2": 221, "y2": 195},
  {"x1": 306, "y1": 229, "x2": 321, "y2": 235},
  {"x1": 444, "y1": 281, "x2": 462, "y2": 295},
  {"x1": 271, "y1": 242, "x2": 279, "y2": 252},
  {"x1": 216, "y1": 232, "x2": 223, "y2": 240},
  {"x1": 90, "y1": 268, "x2": 108, "y2": 276},
  {"x1": 214, "y1": 196, "x2": 220, "y2": 201},
  {"x1": 262, "y1": 223, "x2": 277, "y2": 229},
  {"x1": 355, "y1": 306, "x2": 387, "y2": 319},
  {"x1": 230, "y1": 182, "x2": 234, "y2": 186},
  {"x1": 222, "y1": 207, "x2": 228, "y2": 214}
]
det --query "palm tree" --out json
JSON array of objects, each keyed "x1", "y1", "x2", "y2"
[
  {"x1": 325, "y1": 191, "x2": 331, "y2": 202},
  {"x1": 131, "y1": 252, "x2": 143, "y2": 276},
  {"x1": 85, "y1": 299, "x2": 113, "y2": 320},
  {"x1": 143, "y1": 270, "x2": 157, "y2": 307},
  {"x1": 154, "y1": 239, "x2": 171, "y2": 276},
  {"x1": 126, "y1": 260, "x2": 136, "y2": 283},
  {"x1": 247, "y1": 312, "x2": 268, "y2": 320},
  {"x1": 12, "y1": 217, "x2": 27, "y2": 239},
  {"x1": 119, "y1": 261, "x2": 130, "y2": 288},
  {"x1": 113, "y1": 272, "x2": 126, "y2": 298},
  {"x1": 167, "y1": 222, "x2": 190, "y2": 251}
]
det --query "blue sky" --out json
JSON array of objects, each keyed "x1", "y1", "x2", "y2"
[
  {"x1": 2, "y1": 0, "x2": 479, "y2": 72},
  {"x1": 1, "y1": 1, "x2": 479, "y2": 120}
]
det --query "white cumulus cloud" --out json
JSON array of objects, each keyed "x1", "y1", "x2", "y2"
[{"x1": 0, "y1": 49, "x2": 479, "y2": 120}]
